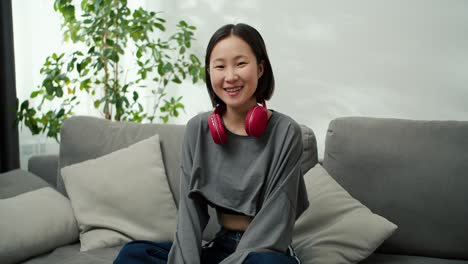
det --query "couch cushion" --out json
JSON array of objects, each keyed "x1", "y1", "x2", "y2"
[
  {"x1": 22, "y1": 243, "x2": 121, "y2": 264},
  {"x1": 61, "y1": 134, "x2": 177, "y2": 251},
  {"x1": 28, "y1": 155, "x2": 59, "y2": 188},
  {"x1": 323, "y1": 117, "x2": 468, "y2": 260},
  {"x1": 361, "y1": 253, "x2": 468, "y2": 264},
  {"x1": 292, "y1": 164, "x2": 397, "y2": 264},
  {"x1": 0, "y1": 185, "x2": 78, "y2": 264},
  {"x1": 299, "y1": 124, "x2": 318, "y2": 173},
  {"x1": 0, "y1": 169, "x2": 48, "y2": 198}
]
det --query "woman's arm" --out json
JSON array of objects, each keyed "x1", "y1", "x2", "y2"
[{"x1": 167, "y1": 121, "x2": 210, "y2": 264}]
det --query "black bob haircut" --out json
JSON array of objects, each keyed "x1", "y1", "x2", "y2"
[{"x1": 205, "y1": 23, "x2": 275, "y2": 108}]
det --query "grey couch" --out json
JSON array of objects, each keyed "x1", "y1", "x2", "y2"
[{"x1": 2, "y1": 116, "x2": 467, "y2": 263}]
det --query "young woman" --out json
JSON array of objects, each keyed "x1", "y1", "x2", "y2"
[{"x1": 114, "y1": 23, "x2": 308, "y2": 264}]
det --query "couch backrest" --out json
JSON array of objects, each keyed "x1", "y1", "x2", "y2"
[
  {"x1": 58, "y1": 116, "x2": 185, "y2": 204},
  {"x1": 58, "y1": 116, "x2": 318, "y2": 239},
  {"x1": 323, "y1": 117, "x2": 468, "y2": 260}
]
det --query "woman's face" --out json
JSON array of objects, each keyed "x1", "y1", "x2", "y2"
[{"x1": 209, "y1": 35, "x2": 264, "y2": 111}]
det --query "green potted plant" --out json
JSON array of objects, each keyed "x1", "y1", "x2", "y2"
[{"x1": 16, "y1": 0, "x2": 205, "y2": 141}]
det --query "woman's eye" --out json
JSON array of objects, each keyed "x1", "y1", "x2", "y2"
[
  {"x1": 214, "y1": 65, "x2": 224, "y2": 69},
  {"x1": 238, "y1": 62, "x2": 247, "y2": 66}
]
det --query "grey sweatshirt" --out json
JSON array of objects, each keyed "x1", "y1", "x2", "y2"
[{"x1": 167, "y1": 110, "x2": 309, "y2": 264}]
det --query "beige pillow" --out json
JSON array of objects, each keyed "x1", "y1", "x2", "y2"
[
  {"x1": 292, "y1": 164, "x2": 397, "y2": 263},
  {"x1": 0, "y1": 187, "x2": 78, "y2": 264},
  {"x1": 61, "y1": 134, "x2": 177, "y2": 251}
]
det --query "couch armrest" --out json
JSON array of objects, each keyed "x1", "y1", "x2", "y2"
[{"x1": 28, "y1": 155, "x2": 59, "y2": 188}]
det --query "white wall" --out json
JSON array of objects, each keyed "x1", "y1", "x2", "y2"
[
  {"x1": 163, "y1": 0, "x2": 468, "y2": 157},
  {"x1": 13, "y1": 0, "x2": 468, "y2": 167}
]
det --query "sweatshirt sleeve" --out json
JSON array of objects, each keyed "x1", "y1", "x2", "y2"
[
  {"x1": 219, "y1": 122, "x2": 309, "y2": 264},
  {"x1": 167, "y1": 121, "x2": 210, "y2": 264}
]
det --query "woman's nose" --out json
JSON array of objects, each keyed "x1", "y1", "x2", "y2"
[{"x1": 225, "y1": 68, "x2": 238, "y2": 82}]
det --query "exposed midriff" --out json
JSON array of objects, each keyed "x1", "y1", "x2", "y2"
[{"x1": 217, "y1": 210, "x2": 253, "y2": 231}]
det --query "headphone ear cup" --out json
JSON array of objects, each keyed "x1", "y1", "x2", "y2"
[
  {"x1": 208, "y1": 112, "x2": 227, "y2": 144},
  {"x1": 245, "y1": 105, "x2": 268, "y2": 137}
]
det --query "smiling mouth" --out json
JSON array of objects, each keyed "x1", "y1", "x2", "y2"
[{"x1": 224, "y1": 86, "x2": 242, "y2": 92}]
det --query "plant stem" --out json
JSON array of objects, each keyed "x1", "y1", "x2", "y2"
[
  {"x1": 113, "y1": 0, "x2": 120, "y2": 121},
  {"x1": 152, "y1": 71, "x2": 174, "y2": 122},
  {"x1": 151, "y1": 50, "x2": 181, "y2": 122},
  {"x1": 102, "y1": 26, "x2": 111, "y2": 120}
]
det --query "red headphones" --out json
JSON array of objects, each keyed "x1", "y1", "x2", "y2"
[{"x1": 208, "y1": 100, "x2": 269, "y2": 144}]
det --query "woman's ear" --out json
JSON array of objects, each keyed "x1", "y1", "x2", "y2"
[{"x1": 258, "y1": 60, "x2": 264, "y2": 79}]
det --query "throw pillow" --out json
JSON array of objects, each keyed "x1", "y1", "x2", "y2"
[
  {"x1": 0, "y1": 187, "x2": 78, "y2": 264},
  {"x1": 61, "y1": 134, "x2": 177, "y2": 251},
  {"x1": 292, "y1": 164, "x2": 397, "y2": 264}
]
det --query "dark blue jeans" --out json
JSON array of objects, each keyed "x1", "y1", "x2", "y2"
[{"x1": 114, "y1": 227, "x2": 301, "y2": 263}]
